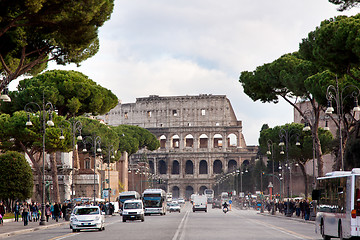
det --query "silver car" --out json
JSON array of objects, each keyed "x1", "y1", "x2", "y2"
[{"x1": 70, "y1": 206, "x2": 105, "y2": 232}]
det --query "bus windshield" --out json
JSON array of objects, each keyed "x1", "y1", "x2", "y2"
[
  {"x1": 143, "y1": 196, "x2": 162, "y2": 207},
  {"x1": 119, "y1": 195, "x2": 136, "y2": 202},
  {"x1": 355, "y1": 176, "x2": 360, "y2": 216}
]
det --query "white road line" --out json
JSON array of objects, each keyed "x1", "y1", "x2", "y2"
[{"x1": 172, "y1": 210, "x2": 190, "y2": 240}]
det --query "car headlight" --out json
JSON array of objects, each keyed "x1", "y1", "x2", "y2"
[
  {"x1": 72, "y1": 217, "x2": 78, "y2": 222},
  {"x1": 95, "y1": 216, "x2": 100, "y2": 221}
]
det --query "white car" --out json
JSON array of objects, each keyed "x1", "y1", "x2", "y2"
[
  {"x1": 122, "y1": 200, "x2": 145, "y2": 222},
  {"x1": 178, "y1": 198, "x2": 185, "y2": 204},
  {"x1": 70, "y1": 206, "x2": 105, "y2": 232},
  {"x1": 169, "y1": 202, "x2": 181, "y2": 213}
]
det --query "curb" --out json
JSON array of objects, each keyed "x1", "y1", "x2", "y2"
[
  {"x1": 259, "y1": 212, "x2": 315, "y2": 225},
  {"x1": 0, "y1": 222, "x2": 68, "y2": 239}
]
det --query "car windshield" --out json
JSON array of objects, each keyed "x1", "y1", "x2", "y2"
[
  {"x1": 124, "y1": 202, "x2": 142, "y2": 209},
  {"x1": 74, "y1": 207, "x2": 99, "y2": 215},
  {"x1": 170, "y1": 203, "x2": 179, "y2": 207}
]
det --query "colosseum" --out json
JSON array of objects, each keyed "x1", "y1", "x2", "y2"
[{"x1": 101, "y1": 94, "x2": 257, "y2": 199}]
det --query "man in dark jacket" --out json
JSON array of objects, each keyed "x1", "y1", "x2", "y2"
[{"x1": 53, "y1": 202, "x2": 61, "y2": 222}]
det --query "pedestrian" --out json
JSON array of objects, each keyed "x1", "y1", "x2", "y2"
[
  {"x1": 300, "y1": 199, "x2": 305, "y2": 219},
  {"x1": 0, "y1": 202, "x2": 5, "y2": 225},
  {"x1": 45, "y1": 203, "x2": 51, "y2": 222},
  {"x1": 53, "y1": 202, "x2": 60, "y2": 222},
  {"x1": 22, "y1": 203, "x2": 29, "y2": 226},
  {"x1": 61, "y1": 203, "x2": 67, "y2": 221},
  {"x1": 304, "y1": 200, "x2": 310, "y2": 220},
  {"x1": 19, "y1": 204, "x2": 24, "y2": 222},
  {"x1": 295, "y1": 199, "x2": 300, "y2": 217},
  {"x1": 14, "y1": 202, "x2": 20, "y2": 222},
  {"x1": 50, "y1": 203, "x2": 54, "y2": 220}
]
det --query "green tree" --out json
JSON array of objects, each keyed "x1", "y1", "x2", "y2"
[
  {"x1": 0, "y1": 111, "x2": 71, "y2": 201},
  {"x1": 258, "y1": 123, "x2": 333, "y2": 197},
  {"x1": 329, "y1": 0, "x2": 360, "y2": 11},
  {"x1": 2, "y1": 70, "x2": 118, "y2": 117},
  {"x1": 0, "y1": 0, "x2": 114, "y2": 92},
  {"x1": 239, "y1": 53, "x2": 327, "y2": 176},
  {"x1": 0, "y1": 151, "x2": 33, "y2": 203}
]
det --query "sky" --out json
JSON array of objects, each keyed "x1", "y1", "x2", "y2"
[{"x1": 10, "y1": 0, "x2": 360, "y2": 145}]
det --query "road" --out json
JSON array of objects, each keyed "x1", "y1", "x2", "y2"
[{"x1": 8, "y1": 203, "x2": 321, "y2": 240}]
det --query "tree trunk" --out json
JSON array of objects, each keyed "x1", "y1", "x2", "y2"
[
  {"x1": 298, "y1": 163, "x2": 308, "y2": 198},
  {"x1": 50, "y1": 152, "x2": 60, "y2": 203}
]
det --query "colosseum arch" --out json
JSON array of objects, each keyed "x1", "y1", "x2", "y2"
[
  {"x1": 184, "y1": 134, "x2": 194, "y2": 148},
  {"x1": 185, "y1": 160, "x2": 194, "y2": 174},
  {"x1": 158, "y1": 160, "x2": 167, "y2": 174},
  {"x1": 213, "y1": 160, "x2": 223, "y2": 174},
  {"x1": 228, "y1": 159, "x2": 237, "y2": 172},
  {"x1": 171, "y1": 160, "x2": 180, "y2": 174},
  {"x1": 199, "y1": 160, "x2": 208, "y2": 174},
  {"x1": 227, "y1": 133, "x2": 238, "y2": 147},
  {"x1": 148, "y1": 160, "x2": 155, "y2": 174},
  {"x1": 172, "y1": 186, "x2": 180, "y2": 199},
  {"x1": 159, "y1": 135, "x2": 166, "y2": 149},
  {"x1": 213, "y1": 134, "x2": 223, "y2": 148},
  {"x1": 199, "y1": 134, "x2": 208, "y2": 148},
  {"x1": 171, "y1": 134, "x2": 180, "y2": 148},
  {"x1": 199, "y1": 186, "x2": 207, "y2": 195},
  {"x1": 185, "y1": 186, "x2": 194, "y2": 200}
]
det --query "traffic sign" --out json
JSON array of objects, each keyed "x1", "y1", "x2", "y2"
[{"x1": 229, "y1": 200, "x2": 232, "y2": 204}]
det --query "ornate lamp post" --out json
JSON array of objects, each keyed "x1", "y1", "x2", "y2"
[
  {"x1": 0, "y1": 88, "x2": 11, "y2": 102},
  {"x1": 59, "y1": 119, "x2": 82, "y2": 204},
  {"x1": 82, "y1": 136, "x2": 101, "y2": 205},
  {"x1": 266, "y1": 139, "x2": 275, "y2": 189},
  {"x1": 326, "y1": 77, "x2": 360, "y2": 171},
  {"x1": 106, "y1": 145, "x2": 115, "y2": 204},
  {"x1": 279, "y1": 126, "x2": 300, "y2": 217},
  {"x1": 24, "y1": 92, "x2": 54, "y2": 226}
]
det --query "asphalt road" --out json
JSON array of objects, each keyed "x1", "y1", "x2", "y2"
[{"x1": 7, "y1": 203, "x2": 321, "y2": 240}]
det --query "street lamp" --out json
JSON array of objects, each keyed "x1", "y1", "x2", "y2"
[
  {"x1": 302, "y1": 110, "x2": 317, "y2": 189},
  {"x1": 106, "y1": 146, "x2": 115, "y2": 205},
  {"x1": 82, "y1": 136, "x2": 101, "y2": 205},
  {"x1": 59, "y1": 119, "x2": 82, "y2": 205},
  {"x1": 326, "y1": 77, "x2": 360, "y2": 171},
  {"x1": 24, "y1": 93, "x2": 54, "y2": 226},
  {"x1": 266, "y1": 139, "x2": 275, "y2": 190},
  {"x1": 0, "y1": 88, "x2": 11, "y2": 102},
  {"x1": 279, "y1": 126, "x2": 300, "y2": 217}
]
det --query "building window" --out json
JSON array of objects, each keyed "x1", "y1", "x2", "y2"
[
  {"x1": 124, "y1": 112, "x2": 128, "y2": 119},
  {"x1": 147, "y1": 111, "x2": 152, "y2": 117},
  {"x1": 201, "y1": 109, "x2": 206, "y2": 116},
  {"x1": 173, "y1": 110, "x2": 178, "y2": 116},
  {"x1": 188, "y1": 123, "x2": 192, "y2": 126},
  {"x1": 85, "y1": 160, "x2": 91, "y2": 169}
]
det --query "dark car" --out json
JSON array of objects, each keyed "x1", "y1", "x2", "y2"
[{"x1": 212, "y1": 199, "x2": 221, "y2": 209}]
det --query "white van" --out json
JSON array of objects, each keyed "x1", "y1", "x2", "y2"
[
  {"x1": 122, "y1": 199, "x2": 145, "y2": 222},
  {"x1": 192, "y1": 195, "x2": 207, "y2": 212}
]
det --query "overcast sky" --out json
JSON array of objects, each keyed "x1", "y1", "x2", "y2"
[{"x1": 13, "y1": 0, "x2": 360, "y2": 145}]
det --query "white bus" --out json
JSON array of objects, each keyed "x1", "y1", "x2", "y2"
[
  {"x1": 313, "y1": 169, "x2": 360, "y2": 240},
  {"x1": 142, "y1": 189, "x2": 167, "y2": 215},
  {"x1": 118, "y1": 191, "x2": 141, "y2": 213},
  {"x1": 204, "y1": 189, "x2": 214, "y2": 203}
]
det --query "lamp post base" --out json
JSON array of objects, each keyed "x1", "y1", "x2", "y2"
[{"x1": 39, "y1": 203, "x2": 46, "y2": 225}]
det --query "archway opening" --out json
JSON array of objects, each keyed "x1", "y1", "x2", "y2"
[
  {"x1": 149, "y1": 160, "x2": 154, "y2": 174},
  {"x1": 172, "y1": 186, "x2": 180, "y2": 199},
  {"x1": 213, "y1": 160, "x2": 223, "y2": 174},
  {"x1": 199, "y1": 134, "x2": 208, "y2": 148},
  {"x1": 185, "y1": 134, "x2": 194, "y2": 148},
  {"x1": 199, "y1": 186, "x2": 207, "y2": 195},
  {"x1": 227, "y1": 133, "x2": 238, "y2": 147},
  {"x1": 228, "y1": 159, "x2": 237, "y2": 172},
  {"x1": 185, "y1": 186, "x2": 194, "y2": 200},
  {"x1": 172, "y1": 135, "x2": 180, "y2": 148},
  {"x1": 160, "y1": 135, "x2": 166, "y2": 149},
  {"x1": 199, "y1": 160, "x2": 208, "y2": 174},
  {"x1": 185, "y1": 160, "x2": 193, "y2": 174},
  {"x1": 213, "y1": 134, "x2": 223, "y2": 148},
  {"x1": 158, "y1": 160, "x2": 167, "y2": 174},
  {"x1": 172, "y1": 160, "x2": 180, "y2": 174}
]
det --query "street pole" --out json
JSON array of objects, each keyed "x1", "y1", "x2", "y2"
[{"x1": 25, "y1": 92, "x2": 54, "y2": 226}]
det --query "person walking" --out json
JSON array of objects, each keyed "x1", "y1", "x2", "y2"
[
  {"x1": 295, "y1": 199, "x2": 301, "y2": 217},
  {"x1": 22, "y1": 203, "x2": 29, "y2": 226},
  {"x1": 14, "y1": 202, "x2": 20, "y2": 222},
  {"x1": 53, "y1": 202, "x2": 60, "y2": 222},
  {"x1": 0, "y1": 202, "x2": 5, "y2": 225},
  {"x1": 45, "y1": 203, "x2": 51, "y2": 222}
]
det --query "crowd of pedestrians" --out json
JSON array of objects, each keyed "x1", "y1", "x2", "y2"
[{"x1": 265, "y1": 199, "x2": 313, "y2": 220}]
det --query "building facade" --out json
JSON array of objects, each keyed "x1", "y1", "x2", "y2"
[{"x1": 100, "y1": 94, "x2": 257, "y2": 199}]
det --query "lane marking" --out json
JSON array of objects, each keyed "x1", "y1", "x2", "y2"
[
  {"x1": 48, "y1": 232, "x2": 79, "y2": 240},
  {"x1": 233, "y1": 210, "x2": 313, "y2": 239},
  {"x1": 172, "y1": 210, "x2": 190, "y2": 240}
]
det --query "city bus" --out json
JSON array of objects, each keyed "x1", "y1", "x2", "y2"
[
  {"x1": 204, "y1": 189, "x2": 214, "y2": 203},
  {"x1": 313, "y1": 169, "x2": 360, "y2": 239},
  {"x1": 142, "y1": 189, "x2": 167, "y2": 215},
  {"x1": 118, "y1": 191, "x2": 141, "y2": 214},
  {"x1": 221, "y1": 192, "x2": 229, "y2": 205}
]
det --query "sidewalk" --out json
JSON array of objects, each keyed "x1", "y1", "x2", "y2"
[
  {"x1": 258, "y1": 210, "x2": 315, "y2": 225},
  {"x1": 0, "y1": 218, "x2": 69, "y2": 239}
]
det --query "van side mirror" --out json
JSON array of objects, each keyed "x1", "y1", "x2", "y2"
[{"x1": 312, "y1": 189, "x2": 320, "y2": 201}]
